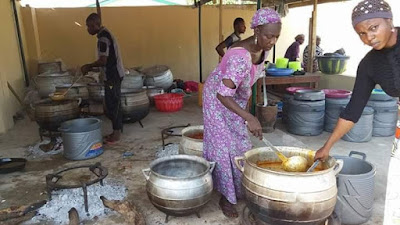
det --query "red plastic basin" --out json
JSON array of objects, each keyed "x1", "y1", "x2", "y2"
[
  {"x1": 322, "y1": 89, "x2": 352, "y2": 98},
  {"x1": 286, "y1": 87, "x2": 313, "y2": 95},
  {"x1": 154, "y1": 93, "x2": 184, "y2": 112}
]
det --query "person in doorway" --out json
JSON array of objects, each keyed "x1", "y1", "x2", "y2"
[
  {"x1": 303, "y1": 35, "x2": 324, "y2": 72},
  {"x1": 81, "y1": 9, "x2": 124, "y2": 144},
  {"x1": 284, "y1": 34, "x2": 305, "y2": 61},
  {"x1": 311, "y1": 1, "x2": 398, "y2": 224},
  {"x1": 215, "y1": 17, "x2": 246, "y2": 57},
  {"x1": 203, "y1": 8, "x2": 281, "y2": 218}
]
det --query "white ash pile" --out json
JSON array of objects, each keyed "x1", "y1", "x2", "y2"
[
  {"x1": 28, "y1": 180, "x2": 126, "y2": 225},
  {"x1": 25, "y1": 137, "x2": 63, "y2": 159},
  {"x1": 155, "y1": 143, "x2": 179, "y2": 158}
]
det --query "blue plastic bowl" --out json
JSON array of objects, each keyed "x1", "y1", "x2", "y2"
[{"x1": 266, "y1": 68, "x2": 294, "y2": 76}]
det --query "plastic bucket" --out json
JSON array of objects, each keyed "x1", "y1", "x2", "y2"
[
  {"x1": 276, "y1": 58, "x2": 289, "y2": 69},
  {"x1": 60, "y1": 118, "x2": 103, "y2": 160},
  {"x1": 288, "y1": 61, "x2": 302, "y2": 71},
  {"x1": 334, "y1": 151, "x2": 376, "y2": 225},
  {"x1": 342, "y1": 107, "x2": 374, "y2": 142}
]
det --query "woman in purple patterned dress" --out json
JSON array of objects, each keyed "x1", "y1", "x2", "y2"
[{"x1": 202, "y1": 8, "x2": 282, "y2": 218}]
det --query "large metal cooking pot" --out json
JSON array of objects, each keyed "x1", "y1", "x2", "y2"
[
  {"x1": 235, "y1": 147, "x2": 343, "y2": 225},
  {"x1": 122, "y1": 69, "x2": 145, "y2": 90},
  {"x1": 34, "y1": 72, "x2": 72, "y2": 98},
  {"x1": 33, "y1": 99, "x2": 81, "y2": 132},
  {"x1": 142, "y1": 65, "x2": 173, "y2": 91},
  {"x1": 142, "y1": 155, "x2": 214, "y2": 218},
  {"x1": 121, "y1": 89, "x2": 149, "y2": 122}
]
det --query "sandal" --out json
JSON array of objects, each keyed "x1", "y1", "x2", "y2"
[
  {"x1": 219, "y1": 197, "x2": 238, "y2": 218},
  {"x1": 104, "y1": 135, "x2": 120, "y2": 145}
]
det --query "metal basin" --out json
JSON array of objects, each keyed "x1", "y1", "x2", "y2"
[
  {"x1": 235, "y1": 147, "x2": 343, "y2": 225},
  {"x1": 142, "y1": 155, "x2": 214, "y2": 218}
]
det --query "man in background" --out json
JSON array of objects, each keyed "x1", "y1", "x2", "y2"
[
  {"x1": 303, "y1": 36, "x2": 324, "y2": 72},
  {"x1": 215, "y1": 17, "x2": 246, "y2": 57},
  {"x1": 81, "y1": 0, "x2": 124, "y2": 144}
]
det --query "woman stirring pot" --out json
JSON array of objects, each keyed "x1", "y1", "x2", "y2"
[
  {"x1": 313, "y1": 0, "x2": 400, "y2": 223},
  {"x1": 202, "y1": 8, "x2": 281, "y2": 218}
]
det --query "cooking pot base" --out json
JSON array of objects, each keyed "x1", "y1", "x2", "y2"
[{"x1": 241, "y1": 207, "x2": 340, "y2": 225}]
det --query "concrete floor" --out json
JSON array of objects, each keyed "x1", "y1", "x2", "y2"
[{"x1": 0, "y1": 95, "x2": 391, "y2": 225}]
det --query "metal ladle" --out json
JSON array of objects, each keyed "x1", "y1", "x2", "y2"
[
  {"x1": 261, "y1": 137, "x2": 308, "y2": 172},
  {"x1": 49, "y1": 72, "x2": 83, "y2": 101}
]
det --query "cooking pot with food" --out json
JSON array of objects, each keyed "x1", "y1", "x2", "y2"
[
  {"x1": 235, "y1": 147, "x2": 343, "y2": 225},
  {"x1": 179, "y1": 125, "x2": 204, "y2": 157}
]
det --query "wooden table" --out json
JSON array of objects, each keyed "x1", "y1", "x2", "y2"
[{"x1": 256, "y1": 72, "x2": 321, "y2": 104}]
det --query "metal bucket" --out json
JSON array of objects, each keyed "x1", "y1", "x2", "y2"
[
  {"x1": 235, "y1": 147, "x2": 343, "y2": 225},
  {"x1": 142, "y1": 155, "x2": 214, "y2": 218},
  {"x1": 179, "y1": 125, "x2": 203, "y2": 157},
  {"x1": 334, "y1": 151, "x2": 376, "y2": 225},
  {"x1": 60, "y1": 118, "x2": 103, "y2": 160}
]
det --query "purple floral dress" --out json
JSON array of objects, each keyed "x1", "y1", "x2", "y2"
[{"x1": 203, "y1": 47, "x2": 266, "y2": 204}]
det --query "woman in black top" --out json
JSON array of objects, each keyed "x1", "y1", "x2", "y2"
[{"x1": 315, "y1": 0, "x2": 399, "y2": 161}]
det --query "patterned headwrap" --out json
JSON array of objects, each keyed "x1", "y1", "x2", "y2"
[
  {"x1": 352, "y1": 0, "x2": 392, "y2": 27},
  {"x1": 250, "y1": 8, "x2": 281, "y2": 29}
]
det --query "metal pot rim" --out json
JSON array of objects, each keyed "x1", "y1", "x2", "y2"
[
  {"x1": 56, "y1": 83, "x2": 87, "y2": 88},
  {"x1": 333, "y1": 155, "x2": 376, "y2": 176},
  {"x1": 149, "y1": 155, "x2": 211, "y2": 180},
  {"x1": 181, "y1": 125, "x2": 204, "y2": 143},
  {"x1": 37, "y1": 72, "x2": 70, "y2": 77},
  {"x1": 121, "y1": 88, "x2": 146, "y2": 94},
  {"x1": 243, "y1": 147, "x2": 338, "y2": 176}
]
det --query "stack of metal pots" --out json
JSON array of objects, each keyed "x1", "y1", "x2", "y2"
[
  {"x1": 142, "y1": 65, "x2": 174, "y2": 91},
  {"x1": 235, "y1": 147, "x2": 343, "y2": 225}
]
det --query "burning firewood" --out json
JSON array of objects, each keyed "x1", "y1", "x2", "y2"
[
  {"x1": 100, "y1": 196, "x2": 145, "y2": 225},
  {"x1": 68, "y1": 207, "x2": 79, "y2": 225},
  {"x1": 0, "y1": 200, "x2": 46, "y2": 223}
]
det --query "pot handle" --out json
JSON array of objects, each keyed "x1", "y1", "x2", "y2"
[
  {"x1": 234, "y1": 156, "x2": 245, "y2": 173},
  {"x1": 333, "y1": 159, "x2": 344, "y2": 176},
  {"x1": 209, "y1": 162, "x2": 216, "y2": 173},
  {"x1": 142, "y1": 168, "x2": 151, "y2": 180},
  {"x1": 76, "y1": 98, "x2": 82, "y2": 106},
  {"x1": 349, "y1": 151, "x2": 367, "y2": 160}
]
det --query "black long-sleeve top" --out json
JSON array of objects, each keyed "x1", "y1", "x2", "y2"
[{"x1": 340, "y1": 28, "x2": 400, "y2": 123}]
